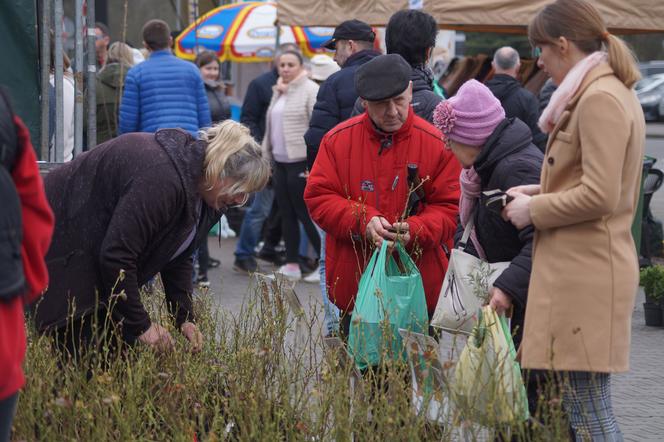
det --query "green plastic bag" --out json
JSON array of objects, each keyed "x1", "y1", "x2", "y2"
[
  {"x1": 349, "y1": 241, "x2": 429, "y2": 370},
  {"x1": 454, "y1": 306, "x2": 529, "y2": 424},
  {"x1": 208, "y1": 221, "x2": 220, "y2": 237}
]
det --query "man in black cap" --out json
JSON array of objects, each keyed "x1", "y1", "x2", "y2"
[
  {"x1": 351, "y1": 9, "x2": 442, "y2": 123},
  {"x1": 304, "y1": 19, "x2": 379, "y2": 171},
  {"x1": 302, "y1": 19, "x2": 380, "y2": 334},
  {"x1": 304, "y1": 54, "x2": 461, "y2": 337}
]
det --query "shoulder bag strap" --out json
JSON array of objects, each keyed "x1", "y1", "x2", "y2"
[{"x1": 457, "y1": 207, "x2": 477, "y2": 252}]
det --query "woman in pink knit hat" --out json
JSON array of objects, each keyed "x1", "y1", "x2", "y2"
[{"x1": 433, "y1": 79, "x2": 544, "y2": 421}]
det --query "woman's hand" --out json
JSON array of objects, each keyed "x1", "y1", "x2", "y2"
[
  {"x1": 503, "y1": 193, "x2": 533, "y2": 229},
  {"x1": 507, "y1": 184, "x2": 541, "y2": 197},
  {"x1": 489, "y1": 287, "x2": 513, "y2": 316},
  {"x1": 180, "y1": 322, "x2": 204, "y2": 353},
  {"x1": 138, "y1": 323, "x2": 175, "y2": 352}
]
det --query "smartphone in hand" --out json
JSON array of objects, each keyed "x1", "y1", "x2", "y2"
[{"x1": 482, "y1": 189, "x2": 514, "y2": 215}]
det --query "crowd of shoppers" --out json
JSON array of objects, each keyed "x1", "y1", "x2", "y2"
[{"x1": 0, "y1": 0, "x2": 648, "y2": 438}]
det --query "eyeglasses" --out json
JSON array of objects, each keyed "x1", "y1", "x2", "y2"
[
  {"x1": 531, "y1": 46, "x2": 542, "y2": 58},
  {"x1": 228, "y1": 192, "x2": 250, "y2": 209}
]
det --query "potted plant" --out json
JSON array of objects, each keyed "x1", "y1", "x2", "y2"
[{"x1": 639, "y1": 265, "x2": 664, "y2": 326}]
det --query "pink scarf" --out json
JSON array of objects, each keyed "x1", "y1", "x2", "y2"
[
  {"x1": 538, "y1": 51, "x2": 607, "y2": 133},
  {"x1": 275, "y1": 70, "x2": 308, "y2": 94},
  {"x1": 459, "y1": 167, "x2": 487, "y2": 259}
]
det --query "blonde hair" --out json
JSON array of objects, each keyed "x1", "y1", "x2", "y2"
[
  {"x1": 106, "y1": 41, "x2": 135, "y2": 67},
  {"x1": 200, "y1": 120, "x2": 271, "y2": 196},
  {"x1": 529, "y1": 0, "x2": 640, "y2": 88}
]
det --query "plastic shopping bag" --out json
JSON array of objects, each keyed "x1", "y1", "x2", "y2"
[
  {"x1": 454, "y1": 306, "x2": 529, "y2": 424},
  {"x1": 349, "y1": 241, "x2": 429, "y2": 370},
  {"x1": 431, "y1": 248, "x2": 509, "y2": 334}
]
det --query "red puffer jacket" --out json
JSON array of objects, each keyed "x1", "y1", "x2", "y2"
[
  {"x1": 304, "y1": 109, "x2": 460, "y2": 314},
  {"x1": 0, "y1": 117, "x2": 54, "y2": 401}
]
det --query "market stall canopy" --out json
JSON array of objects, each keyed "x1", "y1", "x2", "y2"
[
  {"x1": 175, "y1": 2, "x2": 334, "y2": 62},
  {"x1": 276, "y1": 0, "x2": 664, "y2": 34}
]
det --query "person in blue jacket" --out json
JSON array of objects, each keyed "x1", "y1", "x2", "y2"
[{"x1": 119, "y1": 19, "x2": 210, "y2": 136}]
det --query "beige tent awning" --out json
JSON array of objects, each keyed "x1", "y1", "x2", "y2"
[{"x1": 276, "y1": 0, "x2": 664, "y2": 34}]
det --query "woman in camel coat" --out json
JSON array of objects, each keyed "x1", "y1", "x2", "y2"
[{"x1": 504, "y1": 0, "x2": 645, "y2": 438}]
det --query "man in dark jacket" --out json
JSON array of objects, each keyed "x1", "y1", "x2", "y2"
[
  {"x1": 304, "y1": 20, "x2": 380, "y2": 170},
  {"x1": 36, "y1": 123, "x2": 269, "y2": 355},
  {"x1": 240, "y1": 70, "x2": 276, "y2": 143},
  {"x1": 485, "y1": 46, "x2": 547, "y2": 151},
  {"x1": 240, "y1": 43, "x2": 299, "y2": 142},
  {"x1": 351, "y1": 9, "x2": 442, "y2": 123}
]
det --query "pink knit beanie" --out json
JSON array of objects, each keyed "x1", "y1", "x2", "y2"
[{"x1": 433, "y1": 79, "x2": 505, "y2": 146}]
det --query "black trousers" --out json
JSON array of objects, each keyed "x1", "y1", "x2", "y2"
[
  {"x1": 262, "y1": 196, "x2": 282, "y2": 250},
  {"x1": 272, "y1": 161, "x2": 320, "y2": 263},
  {"x1": 197, "y1": 240, "x2": 209, "y2": 276},
  {"x1": 51, "y1": 308, "x2": 130, "y2": 365}
]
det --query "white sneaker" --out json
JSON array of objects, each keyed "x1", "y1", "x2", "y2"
[
  {"x1": 275, "y1": 264, "x2": 302, "y2": 281},
  {"x1": 302, "y1": 266, "x2": 321, "y2": 283}
]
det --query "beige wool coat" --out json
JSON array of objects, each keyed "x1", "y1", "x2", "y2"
[
  {"x1": 521, "y1": 63, "x2": 645, "y2": 373},
  {"x1": 262, "y1": 74, "x2": 318, "y2": 161}
]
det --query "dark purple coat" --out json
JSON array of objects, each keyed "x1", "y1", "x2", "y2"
[{"x1": 35, "y1": 129, "x2": 221, "y2": 337}]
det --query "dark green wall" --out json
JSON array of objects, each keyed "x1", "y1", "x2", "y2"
[{"x1": 0, "y1": 0, "x2": 41, "y2": 155}]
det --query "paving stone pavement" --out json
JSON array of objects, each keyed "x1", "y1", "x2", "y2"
[{"x1": 612, "y1": 289, "x2": 664, "y2": 441}]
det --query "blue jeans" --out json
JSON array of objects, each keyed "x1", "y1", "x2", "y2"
[
  {"x1": 317, "y1": 227, "x2": 339, "y2": 335},
  {"x1": 299, "y1": 222, "x2": 309, "y2": 258},
  {"x1": 235, "y1": 187, "x2": 274, "y2": 259}
]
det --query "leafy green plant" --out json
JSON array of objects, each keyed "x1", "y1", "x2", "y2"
[
  {"x1": 640, "y1": 265, "x2": 664, "y2": 300},
  {"x1": 12, "y1": 277, "x2": 573, "y2": 441},
  {"x1": 466, "y1": 260, "x2": 499, "y2": 305}
]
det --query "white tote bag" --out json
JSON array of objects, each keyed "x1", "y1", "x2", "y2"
[{"x1": 431, "y1": 215, "x2": 509, "y2": 334}]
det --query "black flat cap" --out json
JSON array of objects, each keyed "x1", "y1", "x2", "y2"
[
  {"x1": 323, "y1": 19, "x2": 375, "y2": 50},
  {"x1": 354, "y1": 54, "x2": 411, "y2": 101}
]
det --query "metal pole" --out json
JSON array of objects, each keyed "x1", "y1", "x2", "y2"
[
  {"x1": 54, "y1": 0, "x2": 65, "y2": 163},
  {"x1": 86, "y1": 0, "x2": 97, "y2": 148},
  {"x1": 40, "y1": 0, "x2": 51, "y2": 160},
  {"x1": 74, "y1": 0, "x2": 84, "y2": 156},
  {"x1": 175, "y1": 0, "x2": 182, "y2": 30}
]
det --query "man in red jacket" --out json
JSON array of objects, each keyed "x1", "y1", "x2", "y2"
[
  {"x1": 0, "y1": 90, "x2": 54, "y2": 441},
  {"x1": 304, "y1": 54, "x2": 460, "y2": 336}
]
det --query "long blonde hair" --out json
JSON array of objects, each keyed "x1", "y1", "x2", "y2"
[
  {"x1": 106, "y1": 41, "x2": 134, "y2": 67},
  {"x1": 199, "y1": 120, "x2": 270, "y2": 195},
  {"x1": 528, "y1": 0, "x2": 640, "y2": 88}
]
